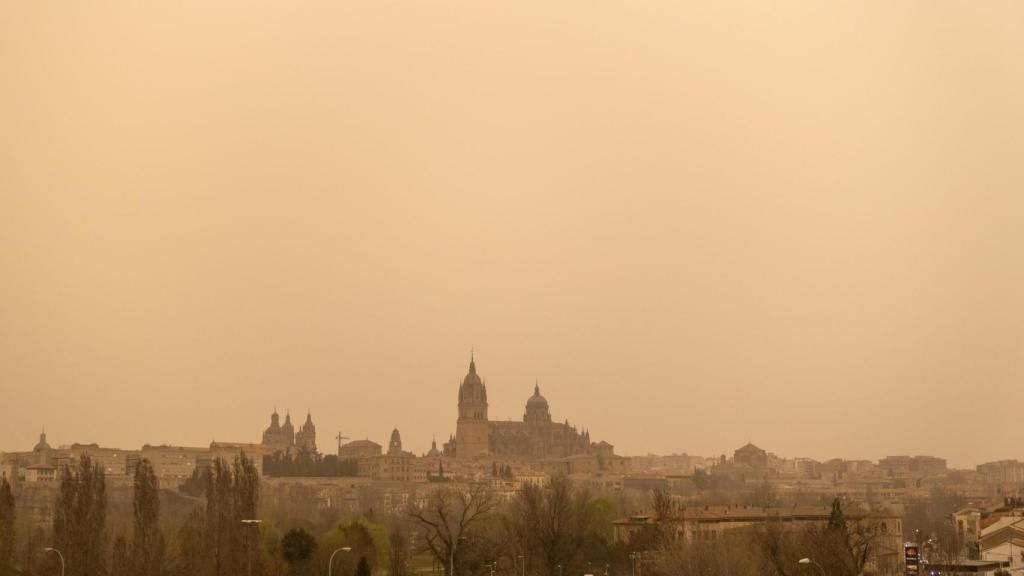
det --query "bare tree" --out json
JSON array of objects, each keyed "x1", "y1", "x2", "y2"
[
  {"x1": 408, "y1": 484, "x2": 497, "y2": 576},
  {"x1": 756, "y1": 500, "x2": 882, "y2": 576},
  {"x1": 509, "y1": 476, "x2": 601, "y2": 576}
]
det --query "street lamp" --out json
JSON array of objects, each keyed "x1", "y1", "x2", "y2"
[
  {"x1": 519, "y1": 555, "x2": 526, "y2": 576},
  {"x1": 797, "y1": 558, "x2": 825, "y2": 576},
  {"x1": 241, "y1": 519, "x2": 262, "y2": 576},
  {"x1": 44, "y1": 547, "x2": 65, "y2": 576},
  {"x1": 329, "y1": 547, "x2": 353, "y2": 576}
]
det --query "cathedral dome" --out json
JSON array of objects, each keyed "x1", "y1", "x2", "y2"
[
  {"x1": 462, "y1": 356, "x2": 483, "y2": 387},
  {"x1": 524, "y1": 383, "x2": 552, "y2": 424},
  {"x1": 458, "y1": 353, "x2": 487, "y2": 404},
  {"x1": 33, "y1": 431, "x2": 51, "y2": 452},
  {"x1": 526, "y1": 384, "x2": 548, "y2": 407}
]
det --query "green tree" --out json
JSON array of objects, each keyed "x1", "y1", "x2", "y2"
[
  {"x1": 173, "y1": 452, "x2": 260, "y2": 576},
  {"x1": 111, "y1": 536, "x2": 130, "y2": 576},
  {"x1": 131, "y1": 459, "x2": 166, "y2": 576},
  {"x1": 355, "y1": 556, "x2": 371, "y2": 576},
  {"x1": 204, "y1": 453, "x2": 261, "y2": 576},
  {"x1": 19, "y1": 526, "x2": 46, "y2": 576},
  {"x1": 281, "y1": 528, "x2": 317, "y2": 575},
  {"x1": 320, "y1": 516, "x2": 390, "y2": 570},
  {"x1": 172, "y1": 508, "x2": 206, "y2": 576},
  {"x1": 53, "y1": 455, "x2": 108, "y2": 576},
  {"x1": 0, "y1": 477, "x2": 15, "y2": 576},
  {"x1": 827, "y1": 497, "x2": 846, "y2": 531}
]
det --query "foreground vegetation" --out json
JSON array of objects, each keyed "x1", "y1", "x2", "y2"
[{"x1": 0, "y1": 455, "x2": 916, "y2": 576}]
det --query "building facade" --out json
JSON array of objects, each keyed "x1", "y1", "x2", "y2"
[
  {"x1": 262, "y1": 409, "x2": 318, "y2": 454},
  {"x1": 450, "y1": 356, "x2": 608, "y2": 461}
]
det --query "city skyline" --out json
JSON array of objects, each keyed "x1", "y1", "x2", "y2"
[
  {"x1": 3, "y1": 2, "x2": 1023, "y2": 471},
  {"x1": 0, "y1": 351, "x2": 1005, "y2": 469}
]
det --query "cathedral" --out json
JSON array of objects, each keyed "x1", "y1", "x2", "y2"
[
  {"x1": 262, "y1": 409, "x2": 317, "y2": 454},
  {"x1": 447, "y1": 354, "x2": 603, "y2": 460}
]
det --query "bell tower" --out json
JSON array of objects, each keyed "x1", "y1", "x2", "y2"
[{"x1": 455, "y1": 352, "x2": 490, "y2": 458}]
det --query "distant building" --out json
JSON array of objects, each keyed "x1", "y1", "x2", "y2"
[
  {"x1": 133, "y1": 445, "x2": 209, "y2": 488},
  {"x1": 613, "y1": 505, "x2": 904, "y2": 575},
  {"x1": 879, "y1": 455, "x2": 946, "y2": 475},
  {"x1": 262, "y1": 409, "x2": 294, "y2": 452},
  {"x1": 448, "y1": 355, "x2": 612, "y2": 462},
  {"x1": 295, "y1": 411, "x2": 317, "y2": 453},
  {"x1": 424, "y1": 437, "x2": 442, "y2": 458},
  {"x1": 207, "y1": 441, "x2": 273, "y2": 474},
  {"x1": 733, "y1": 443, "x2": 768, "y2": 468},
  {"x1": 376, "y1": 428, "x2": 414, "y2": 482},
  {"x1": 977, "y1": 460, "x2": 1024, "y2": 484},
  {"x1": 338, "y1": 439, "x2": 382, "y2": 460},
  {"x1": 262, "y1": 409, "x2": 318, "y2": 455}
]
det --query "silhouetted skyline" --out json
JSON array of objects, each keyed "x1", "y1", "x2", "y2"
[{"x1": 2, "y1": 2, "x2": 1022, "y2": 469}]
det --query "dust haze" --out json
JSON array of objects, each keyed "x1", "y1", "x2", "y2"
[{"x1": 2, "y1": 2, "x2": 1023, "y2": 468}]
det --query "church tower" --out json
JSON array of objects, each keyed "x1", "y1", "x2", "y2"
[
  {"x1": 282, "y1": 411, "x2": 296, "y2": 448},
  {"x1": 295, "y1": 411, "x2": 317, "y2": 453},
  {"x1": 455, "y1": 352, "x2": 490, "y2": 458}
]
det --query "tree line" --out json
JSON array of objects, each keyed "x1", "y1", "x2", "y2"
[
  {"x1": 2, "y1": 458, "x2": 896, "y2": 576},
  {"x1": 262, "y1": 453, "x2": 359, "y2": 478}
]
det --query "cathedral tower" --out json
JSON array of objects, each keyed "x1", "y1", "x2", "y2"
[
  {"x1": 295, "y1": 411, "x2": 317, "y2": 453},
  {"x1": 455, "y1": 352, "x2": 490, "y2": 458}
]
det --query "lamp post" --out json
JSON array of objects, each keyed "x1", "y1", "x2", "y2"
[
  {"x1": 557, "y1": 564, "x2": 562, "y2": 576},
  {"x1": 44, "y1": 547, "x2": 65, "y2": 576},
  {"x1": 329, "y1": 546, "x2": 352, "y2": 576},
  {"x1": 797, "y1": 558, "x2": 825, "y2": 576},
  {"x1": 519, "y1": 555, "x2": 526, "y2": 576},
  {"x1": 241, "y1": 519, "x2": 262, "y2": 576}
]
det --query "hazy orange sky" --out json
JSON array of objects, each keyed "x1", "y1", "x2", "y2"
[{"x1": 1, "y1": 2, "x2": 1022, "y2": 468}]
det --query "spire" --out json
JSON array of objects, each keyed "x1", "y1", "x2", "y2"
[
  {"x1": 469, "y1": 349, "x2": 476, "y2": 374},
  {"x1": 534, "y1": 380, "x2": 540, "y2": 396}
]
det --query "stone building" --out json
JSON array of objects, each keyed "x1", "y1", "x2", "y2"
[
  {"x1": 338, "y1": 439, "x2": 383, "y2": 460},
  {"x1": 295, "y1": 411, "x2": 317, "y2": 453},
  {"x1": 376, "y1": 428, "x2": 414, "y2": 482},
  {"x1": 449, "y1": 355, "x2": 609, "y2": 461},
  {"x1": 613, "y1": 505, "x2": 904, "y2": 575},
  {"x1": 733, "y1": 442, "x2": 768, "y2": 468},
  {"x1": 262, "y1": 409, "x2": 318, "y2": 455},
  {"x1": 262, "y1": 409, "x2": 294, "y2": 452}
]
